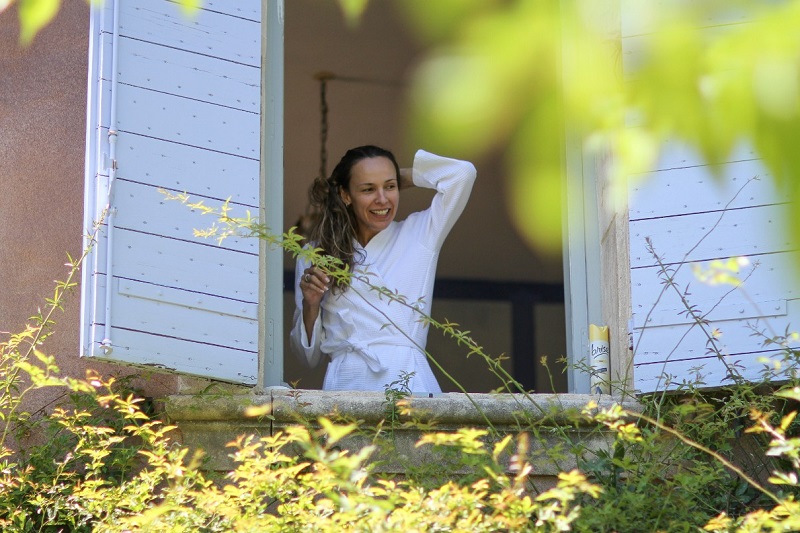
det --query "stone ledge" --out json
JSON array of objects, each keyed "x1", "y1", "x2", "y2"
[
  {"x1": 163, "y1": 390, "x2": 641, "y2": 474},
  {"x1": 166, "y1": 390, "x2": 637, "y2": 423}
]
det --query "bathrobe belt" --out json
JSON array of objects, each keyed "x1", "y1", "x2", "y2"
[{"x1": 328, "y1": 337, "x2": 422, "y2": 373}]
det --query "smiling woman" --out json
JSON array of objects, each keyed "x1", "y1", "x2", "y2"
[
  {"x1": 290, "y1": 147, "x2": 476, "y2": 393},
  {"x1": 341, "y1": 155, "x2": 401, "y2": 246}
]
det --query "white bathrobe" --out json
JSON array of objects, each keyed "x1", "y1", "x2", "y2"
[{"x1": 290, "y1": 150, "x2": 476, "y2": 393}]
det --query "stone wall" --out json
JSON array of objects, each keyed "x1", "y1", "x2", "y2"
[{"x1": 164, "y1": 390, "x2": 640, "y2": 486}]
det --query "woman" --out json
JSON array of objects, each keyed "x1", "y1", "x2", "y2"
[{"x1": 290, "y1": 146, "x2": 476, "y2": 393}]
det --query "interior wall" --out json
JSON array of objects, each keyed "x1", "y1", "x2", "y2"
[{"x1": 283, "y1": 0, "x2": 567, "y2": 392}]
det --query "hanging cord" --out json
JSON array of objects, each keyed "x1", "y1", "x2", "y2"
[
  {"x1": 316, "y1": 71, "x2": 333, "y2": 181},
  {"x1": 296, "y1": 72, "x2": 334, "y2": 240},
  {"x1": 313, "y1": 71, "x2": 400, "y2": 182}
]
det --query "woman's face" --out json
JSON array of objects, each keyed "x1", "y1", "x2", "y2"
[{"x1": 341, "y1": 156, "x2": 399, "y2": 246}]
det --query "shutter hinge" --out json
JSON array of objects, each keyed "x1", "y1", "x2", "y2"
[{"x1": 102, "y1": 153, "x2": 118, "y2": 173}]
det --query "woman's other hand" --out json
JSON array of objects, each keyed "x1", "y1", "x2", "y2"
[
  {"x1": 300, "y1": 266, "x2": 329, "y2": 308},
  {"x1": 300, "y1": 266, "x2": 329, "y2": 341}
]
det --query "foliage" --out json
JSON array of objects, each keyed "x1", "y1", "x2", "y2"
[
  {"x1": 8, "y1": 4, "x2": 800, "y2": 529},
  {"x1": 0, "y1": 281, "x2": 596, "y2": 531},
  {"x1": 0, "y1": 216, "x2": 596, "y2": 531},
  {"x1": 394, "y1": 0, "x2": 800, "y2": 257},
  {"x1": 167, "y1": 189, "x2": 800, "y2": 530},
  {"x1": 6, "y1": 300, "x2": 800, "y2": 532},
  {"x1": 0, "y1": 210, "x2": 799, "y2": 532},
  {"x1": 10, "y1": 0, "x2": 800, "y2": 252}
]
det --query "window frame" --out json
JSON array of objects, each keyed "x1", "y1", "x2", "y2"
[
  {"x1": 562, "y1": 135, "x2": 604, "y2": 393},
  {"x1": 258, "y1": 0, "x2": 610, "y2": 394},
  {"x1": 259, "y1": 0, "x2": 286, "y2": 389}
]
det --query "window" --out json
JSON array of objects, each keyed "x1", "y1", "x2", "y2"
[
  {"x1": 281, "y1": 0, "x2": 581, "y2": 393},
  {"x1": 83, "y1": 0, "x2": 612, "y2": 394}
]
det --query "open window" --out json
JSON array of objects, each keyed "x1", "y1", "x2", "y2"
[
  {"x1": 82, "y1": 0, "x2": 608, "y2": 394},
  {"x1": 280, "y1": 1, "x2": 602, "y2": 394}
]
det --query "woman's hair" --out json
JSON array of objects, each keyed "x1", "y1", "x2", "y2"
[{"x1": 309, "y1": 145, "x2": 400, "y2": 291}]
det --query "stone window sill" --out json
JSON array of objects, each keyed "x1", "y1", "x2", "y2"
[{"x1": 164, "y1": 390, "x2": 640, "y2": 479}]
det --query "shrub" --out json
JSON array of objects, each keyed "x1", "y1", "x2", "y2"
[{"x1": 4, "y1": 206, "x2": 800, "y2": 531}]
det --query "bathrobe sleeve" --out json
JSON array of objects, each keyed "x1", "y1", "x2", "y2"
[
  {"x1": 289, "y1": 253, "x2": 324, "y2": 368},
  {"x1": 411, "y1": 149, "x2": 477, "y2": 251}
]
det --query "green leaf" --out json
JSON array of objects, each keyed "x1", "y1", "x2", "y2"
[
  {"x1": 336, "y1": 0, "x2": 369, "y2": 27},
  {"x1": 176, "y1": 0, "x2": 201, "y2": 16},
  {"x1": 775, "y1": 387, "x2": 800, "y2": 401},
  {"x1": 17, "y1": 0, "x2": 60, "y2": 46},
  {"x1": 318, "y1": 417, "x2": 357, "y2": 447}
]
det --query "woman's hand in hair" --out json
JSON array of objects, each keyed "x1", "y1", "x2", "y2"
[{"x1": 399, "y1": 167, "x2": 415, "y2": 190}]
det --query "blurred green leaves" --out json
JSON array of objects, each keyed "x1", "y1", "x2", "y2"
[
  {"x1": 399, "y1": 0, "x2": 800, "y2": 254},
  {"x1": 6, "y1": 0, "x2": 201, "y2": 45},
  {"x1": 10, "y1": 0, "x2": 800, "y2": 254},
  {"x1": 14, "y1": 0, "x2": 60, "y2": 46},
  {"x1": 335, "y1": 0, "x2": 369, "y2": 27}
]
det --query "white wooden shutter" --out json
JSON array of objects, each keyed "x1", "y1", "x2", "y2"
[
  {"x1": 629, "y1": 143, "x2": 799, "y2": 392},
  {"x1": 81, "y1": 0, "x2": 262, "y2": 384},
  {"x1": 623, "y1": 5, "x2": 800, "y2": 392}
]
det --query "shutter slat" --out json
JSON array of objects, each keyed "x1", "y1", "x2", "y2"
[
  {"x1": 113, "y1": 180, "x2": 258, "y2": 255},
  {"x1": 116, "y1": 134, "x2": 259, "y2": 205}
]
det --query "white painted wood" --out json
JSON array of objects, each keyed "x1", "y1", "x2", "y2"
[
  {"x1": 118, "y1": 278, "x2": 257, "y2": 320},
  {"x1": 98, "y1": 0, "x2": 261, "y2": 28},
  {"x1": 95, "y1": 78, "x2": 260, "y2": 160},
  {"x1": 640, "y1": 298, "x2": 787, "y2": 330},
  {"x1": 630, "y1": 203, "x2": 792, "y2": 268},
  {"x1": 107, "y1": 34, "x2": 260, "y2": 113},
  {"x1": 89, "y1": 324, "x2": 258, "y2": 383},
  {"x1": 89, "y1": 277, "x2": 258, "y2": 352},
  {"x1": 112, "y1": 180, "x2": 259, "y2": 255},
  {"x1": 632, "y1": 251, "x2": 800, "y2": 322},
  {"x1": 114, "y1": 84, "x2": 260, "y2": 158},
  {"x1": 631, "y1": 198, "x2": 799, "y2": 392},
  {"x1": 87, "y1": 252, "x2": 259, "y2": 384},
  {"x1": 114, "y1": 134, "x2": 259, "y2": 205},
  {"x1": 113, "y1": 291, "x2": 257, "y2": 354},
  {"x1": 646, "y1": 138, "x2": 759, "y2": 172},
  {"x1": 635, "y1": 349, "x2": 795, "y2": 393},
  {"x1": 635, "y1": 302, "x2": 794, "y2": 362},
  {"x1": 83, "y1": 0, "x2": 263, "y2": 384},
  {"x1": 90, "y1": 229, "x2": 258, "y2": 308},
  {"x1": 82, "y1": 4, "x2": 115, "y2": 362},
  {"x1": 109, "y1": 229, "x2": 258, "y2": 301},
  {"x1": 625, "y1": 4, "x2": 800, "y2": 392},
  {"x1": 204, "y1": 1, "x2": 261, "y2": 21},
  {"x1": 259, "y1": 0, "x2": 286, "y2": 388},
  {"x1": 630, "y1": 188, "x2": 797, "y2": 392},
  {"x1": 105, "y1": 0, "x2": 261, "y2": 66},
  {"x1": 629, "y1": 159, "x2": 784, "y2": 221}
]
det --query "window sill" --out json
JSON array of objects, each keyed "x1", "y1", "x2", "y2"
[{"x1": 163, "y1": 390, "x2": 641, "y2": 477}]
